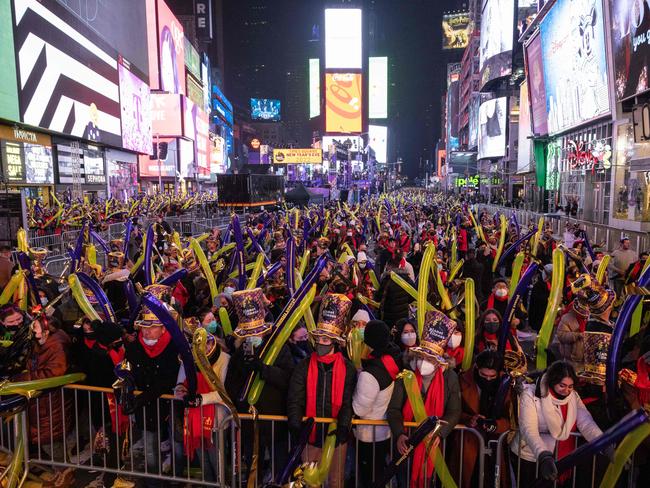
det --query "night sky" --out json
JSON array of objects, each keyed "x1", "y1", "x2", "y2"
[{"x1": 223, "y1": 0, "x2": 462, "y2": 177}]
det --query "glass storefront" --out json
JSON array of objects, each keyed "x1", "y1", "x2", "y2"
[{"x1": 612, "y1": 122, "x2": 650, "y2": 224}]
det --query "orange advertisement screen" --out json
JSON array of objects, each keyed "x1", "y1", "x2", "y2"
[{"x1": 325, "y1": 73, "x2": 362, "y2": 133}]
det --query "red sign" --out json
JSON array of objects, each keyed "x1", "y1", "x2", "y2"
[
  {"x1": 151, "y1": 94, "x2": 183, "y2": 136},
  {"x1": 566, "y1": 139, "x2": 612, "y2": 173}
]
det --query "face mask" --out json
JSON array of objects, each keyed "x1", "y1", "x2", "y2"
[
  {"x1": 296, "y1": 340, "x2": 311, "y2": 355},
  {"x1": 84, "y1": 331, "x2": 96, "y2": 340},
  {"x1": 40, "y1": 297, "x2": 48, "y2": 306},
  {"x1": 224, "y1": 286, "x2": 235, "y2": 296},
  {"x1": 359, "y1": 262, "x2": 367, "y2": 269},
  {"x1": 316, "y1": 343, "x2": 334, "y2": 357},
  {"x1": 417, "y1": 359, "x2": 437, "y2": 377},
  {"x1": 401, "y1": 332, "x2": 417, "y2": 347},
  {"x1": 143, "y1": 337, "x2": 159, "y2": 346},
  {"x1": 474, "y1": 369, "x2": 499, "y2": 392},
  {"x1": 246, "y1": 336, "x2": 263, "y2": 349},
  {"x1": 437, "y1": 264, "x2": 443, "y2": 271},
  {"x1": 495, "y1": 288, "x2": 508, "y2": 298},
  {"x1": 449, "y1": 333, "x2": 462, "y2": 349},
  {"x1": 484, "y1": 321, "x2": 500, "y2": 334},
  {"x1": 205, "y1": 320, "x2": 218, "y2": 334}
]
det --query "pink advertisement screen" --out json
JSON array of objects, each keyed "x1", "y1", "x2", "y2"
[
  {"x1": 183, "y1": 98, "x2": 210, "y2": 176},
  {"x1": 118, "y1": 59, "x2": 152, "y2": 154},
  {"x1": 525, "y1": 33, "x2": 548, "y2": 136},
  {"x1": 157, "y1": 0, "x2": 185, "y2": 95}
]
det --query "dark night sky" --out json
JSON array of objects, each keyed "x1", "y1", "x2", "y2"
[{"x1": 223, "y1": 0, "x2": 463, "y2": 177}]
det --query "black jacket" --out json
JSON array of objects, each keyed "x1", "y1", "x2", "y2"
[
  {"x1": 462, "y1": 259, "x2": 485, "y2": 302},
  {"x1": 386, "y1": 367, "x2": 461, "y2": 440},
  {"x1": 376, "y1": 269, "x2": 413, "y2": 328},
  {"x1": 125, "y1": 337, "x2": 180, "y2": 431},
  {"x1": 225, "y1": 342, "x2": 294, "y2": 416},
  {"x1": 286, "y1": 353, "x2": 356, "y2": 447}
]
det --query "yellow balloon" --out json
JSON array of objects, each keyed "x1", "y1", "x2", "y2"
[
  {"x1": 68, "y1": 274, "x2": 101, "y2": 322},
  {"x1": 461, "y1": 278, "x2": 475, "y2": 371},
  {"x1": 536, "y1": 248, "x2": 565, "y2": 370},
  {"x1": 190, "y1": 238, "x2": 218, "y2": 304},
  {"x1": 302, "y1": 422, "x2": 337, "y2": 487}
]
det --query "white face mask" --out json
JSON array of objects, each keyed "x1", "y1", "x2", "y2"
[
  {"x1": 142, "y1": 337, "x2": 159, "y2": 346},
  {"x1": 495, "y1": 288, "x2": 508, "y2": 298},
  {"x1": 449, "y1": 333, "x2": 462, "y2": 349},
  {"x1": 247, "y1": 336, "x2": 263, "y2": 348},
  {"x1": 417, "y1": 358, "x2": 437, "y2": 377},
  {"x1": 401, "y1": 332, "x2": 417, "y2": 347},
  {"x1": 224, "y1": 286, "x2": 235, "y2": 296}
]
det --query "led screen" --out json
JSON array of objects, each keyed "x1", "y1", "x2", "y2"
[
  {"x1": 148, "y1": 0, "x2": 185, "y2": 95},
  {"x1": 14, "y1": 0, "x2": 121, "y2": 147},
  {"x1": 179, "y1": 137, "x2": 194, "y2": 178},
  {"x1": 478, "y1": 97, "x2": 507, "y2": 159},
  {"x1": 369, "y1": 57, "x2": 388, "y2": 119},
  {"x1": 525, "y1": 32, "x2": 548, "y2": 135},
  {"x1": 118, "y1": 60, "x2": 152, "y2": 154},
  {"x1": 183, "y1": 98, "x2": 210, "y2": 177},
  {"x1": 368, "y1": 125, "x2": 387, "y2": 163},
  {"x1": 468, "y1": 94, "x2": 480, "y2": 149},
  {"x1": 251, "y1": 98, "x2": 281, "y2": 121},
  {"x1": 151, "y1": 94, "x2": 183, "y2": 136},
  {"x1": 442, "y1": 12, "x2": 471, "y2": 50},
  {"x1": 325, "y1": 8, "x2": 362, "y2": 69},
  {"x1": 55, "y1": 140, "x2": 106, "y2": 185},
  {"x1": 138, "y1": 137, "x2": 177, "y2": 177},
  {"x1": 517, "y1": 82, "x2": 532, "y2": 173},
  {"x1": 479, "y1": 0, "x2": 515, "y2": 88},
  {"x1": 325, "y1": 73, "x2": 362, "y2": 134},
  {"x1": 0, "y1": 0, "x2": 18, "y2": 121},
  {"x1": 309, "y1": 58, "x2": 320, "y2": 119},
  {"x1": 24, "y1": 143, "x2": 53, "y2": 184},
  {"x1": 611, "y1": 0, "x2": 650, "y2": 100},
  {"x1": 540, "y1": 0, "x2": 609, "y2": 134}
]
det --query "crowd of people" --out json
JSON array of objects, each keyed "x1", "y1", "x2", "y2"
[{"x1": 1, "y1": 189, "x2": 649, "y2": 488}]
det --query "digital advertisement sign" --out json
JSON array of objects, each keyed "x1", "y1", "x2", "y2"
[
  {"x1": 540, "y1": 0, "x2": 609, "y2": 134},
  {"x1": 368, "y1": 125, "x2": 388, "y2": 163},
  {"x1": 272, "y1": 148, "x2": 323, "y2": 164},
  {"x1": 13, "y1": 0, "x2": 122, "y2": 147},
  {"x1": 151, "y1": 0, "x2": 185, "y2": 95},
  {"x1": 517, "y1": 82, "x2": 532, "y2": 174},
  {"x1": 479, "y1": 0, "x2": 515, "y2": 88},
  {"x1": 468, "y1": 94, "x2": 480, "y2": 149},
  {"x1": 251, "y1": 98, "x2": 281, "y2": 121},
  {"x1": 325, "y1": 73, "x2": 362, "y2": 134},
  {"x1": 0, "y1": 0, "x2": 19, "y2": 122},
  {"x1": 369, "y1": 57, "x2": 388, "y2": 119},
  {"x1": 183, "y1": 98, "x2": 211, "y2": 177},
  {"x1": 325, "y1": 8, "x2": 362, "y2": 69},
  {"x1": 611, "y1": 0, "x2": 650, "y2": 100},
  {"x1": 24, "y1": 144, "x2": 53, "y2": 184},
  {"x1": 55, "y1": 140, "x2": 106, "y2": 185},
  {"x1": 119, "y1": 59, "x2": 152, "y2": 154},
  {"x1": 442, "y1": 12, "x2": 471, "y2": 50},
  {"x1": 524, "y1": 32, "x2": 548, "y2": 136},
  {"x1": 309, "y1": 58, "x2": 320, "y2": 119},
  {"x1": 478, "y1": 97, "x2": 507, "y2": 160},
  {"x1": 138, "y1": 137, "x2": 177, "y2": 177},
  {"x1": 151, "y1": 94, "x2": 183, "y2": 136}
]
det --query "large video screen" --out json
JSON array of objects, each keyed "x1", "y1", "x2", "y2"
[
  {"x1": 442, "y1": 12, "x2": 471, "y2": 50},
  {"x1": 517, "y1": 82, "x2": 532, "y2": 174},
  {"x1": 0, "y1": 0, "x2": 18, "y2": 121},
  {"x1": 369, "y1": 57, "x2": 388, "y2": 119},
  {"x1": 138, "y1": 137, "x2": 177, "y2": 177},
  {"x1": 13, "y1": 0, "x2": 122, "y2": 147},
  {"x1": 478, "y1": 97, "x2": 507, "y2": 160},
  {"x1": 611, "y1": 0, "x2": 650, "y2": 100},
  {"x1": 251, "y1": 98, "x2": 281, "y2": 121},
  {"x1": 150, "y1": 0, "x2": 185, "y2": 95},
  {"x1": 55, "y1": 140, "x2": 106, "y2": 185},
  {"x1": 479, "y1": 0, "x2": 515, "y2": 88},
  {"x1": 325, "y1": 73, "x2": 362, "y2": 134},
  {"x1": 368, "y1": 125, "x2": 388, "y2": 163},
  {"x1": 119, "y1": 60, "x2": 152, "y2": 154},
  {"x1": 183, "y1": 98, "x2": 210, "y2": 177},
  {"x1": 325, "y1": 8, "x2": 362, "y2": 69},
  {"x1": 151, "y1": 94, "x2": 183, "y2": 136},
  {"x1": 309, "y1": 59, "x2": 320, "y2": 119},
  {"x1": 468, "y1": 94, "x2": 480, "y2": 149},
  {"x1": 525, "y1": 32, "x2": 548, "y2": 135},
  {"x1": 540, "y1": 0, "x2": 609, "y2": 134}
]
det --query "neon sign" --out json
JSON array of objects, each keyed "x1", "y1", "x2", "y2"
[{"x1": 566, "y1": 139, "x2": 611, "y2": 172}]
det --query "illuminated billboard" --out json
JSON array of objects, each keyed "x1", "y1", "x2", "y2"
[
  {"x1": 272, "y1": 148, "x2": 323, "y2": 164},
  {"x1": 479, "y1": 0, "x2": 515, "y2": 88},
  {"x1": 118, "y1": 59, "x2": 152, "y2": 154},
  {"x1": 524, "y1": 32, "x2": 548, "y2": 135},
  {"x1": 369, "y1": 57, "x2": 388, "y2": 119},
  {"x1": 251, "y1": 98, "x2": 281, "y2": 121},
  {"x1": 13, "y1": 0, "x2": 122, "y2": 147},
  {"x1": 611, "y1": 0, "x2": 650, "y2": 100},
  {"x1": 0, "y1": 0, "x2": 18, "y2": 121},
  {"x1": 309, "y1": 59, "x2": 320, "y2": 118},
  {"x1": 138, "y1": 137, "x2": 177, "y2": 177},
  {"x1": 183, "y1": 98, "x2": 211, "y2": 177},
  {"x1": 325, "y1": 73, "x2": 362, "y2": 134},
  {"x1": 478, "y1": 97, "x2": 507, "y2": 159},
  {"x1": 151, "y1": 94, "x2": 183, "y2": 136},
  {"x1": 147, "y1": 0, "x2": 185, "y2": 95},
  {"x1": 540, "y1": 0, "x2": 609, "y2": 134},
  {"x1": 368, "y1": 125, "x2": 388, "y2": 163},
  {"x1": 325, "y1": 8, "x2": 362, "y2": 69},
  {"x1": 442, "y1": 12, "x2": 471, "y2": 50},
  {"x1": 517, "y1": 82, "x2": 532, "y2": 173}
]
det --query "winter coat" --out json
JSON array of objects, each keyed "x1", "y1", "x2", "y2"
[
  {"x1": 352, "y1": 357, "x2": 396, "y2": 442},
  {"x1": 125, "y1": 337, "x2": 180, "y2": 432},
  {"x1": 553, "y1": 310, "x2": 584, "y2": 365},
  {"x1": 386, "y1": 367, "x2": 461, "y2": 440},
  {"x1": 511, "y1": 378, "x2": 602, "y2": 462},
  {"x1": 462, "y1": 259, "x2": 485, "y2": 302},
  {"x1": 16, "y1": 332, "x2": 71, "y2": 444},
  {"x1": 376, "y1": 269, "x2": 413, "y2": 328},
  {"x1": 286, "y1": 353, "x2": 357, "y2": 447}
]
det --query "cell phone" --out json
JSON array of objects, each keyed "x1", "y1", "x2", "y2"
[{"x1": 243, "y1": 340, "x2": 255, "y2": 358}]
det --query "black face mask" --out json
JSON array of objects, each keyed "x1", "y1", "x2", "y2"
[
  {"x1": 316, "y1": 344, "x2": 334, "y2": 357},
  {"x1": 474, "y1": 368, "x2": 499, "y2": 393},
  {"x1": 296, "y1": 340, "x2": 312, "y2": 356},
  {"x1": 84, "y1": 331, "x2": 96, "y2": 340},
  {"x1": 484, "y1": 321, "x2": 500, "y2": 334}
]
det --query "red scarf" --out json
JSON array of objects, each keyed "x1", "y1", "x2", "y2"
[
  {"x1": 482, "y1": 332, "x2": 513, "y2": 352},
  {"x1": 183, "y1": 373, "x2": 216, "y2": 458},
  {"x1": 445, "y1": 346, "x2": 464, "y2": 366},
  {"x1": 306, "y1": 352, "x2": 346, "y2": 443},
  {"x1": 138, "y1": 330, "x2": 172, "y2": 358},
  {"x1": 487, "y1": 293, "x2": 508, "y2": 310},
  {"x1": 369, "y1": 353, "x2": 400, "y2": 380},
  {"x1": 556, "y1": 401, "x2": 577, "y2": 484},
  {"x1": 635, "y1": 357, "x2": 650, "y2": 405},
  {"x1": 402, "y1": 369, "x2": 445, "y2": 488},
  {"x1": 172, "y1": 281, "x2": 189, "y2": 308}
]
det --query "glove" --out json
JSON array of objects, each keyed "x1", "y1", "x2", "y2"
[
  {"x1": 479, "y1": 418, "x2": 497, "y2": 434},
  {"x1": 122, "y1": 395, "x2": 144, "y2": 416},
  {"x1": 184, "y1": 392, "x2": 202, "y2": 408},
  {"x1": 244, "y1": 356, "x2": 264, "y2": 373},
  {"x1": 538, "y1": 451, "x2": 558, "y2": 481}
]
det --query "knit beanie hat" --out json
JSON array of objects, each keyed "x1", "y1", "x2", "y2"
[{"x1": 364, "y1": 320, "x2": 390, "y2": 352}]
